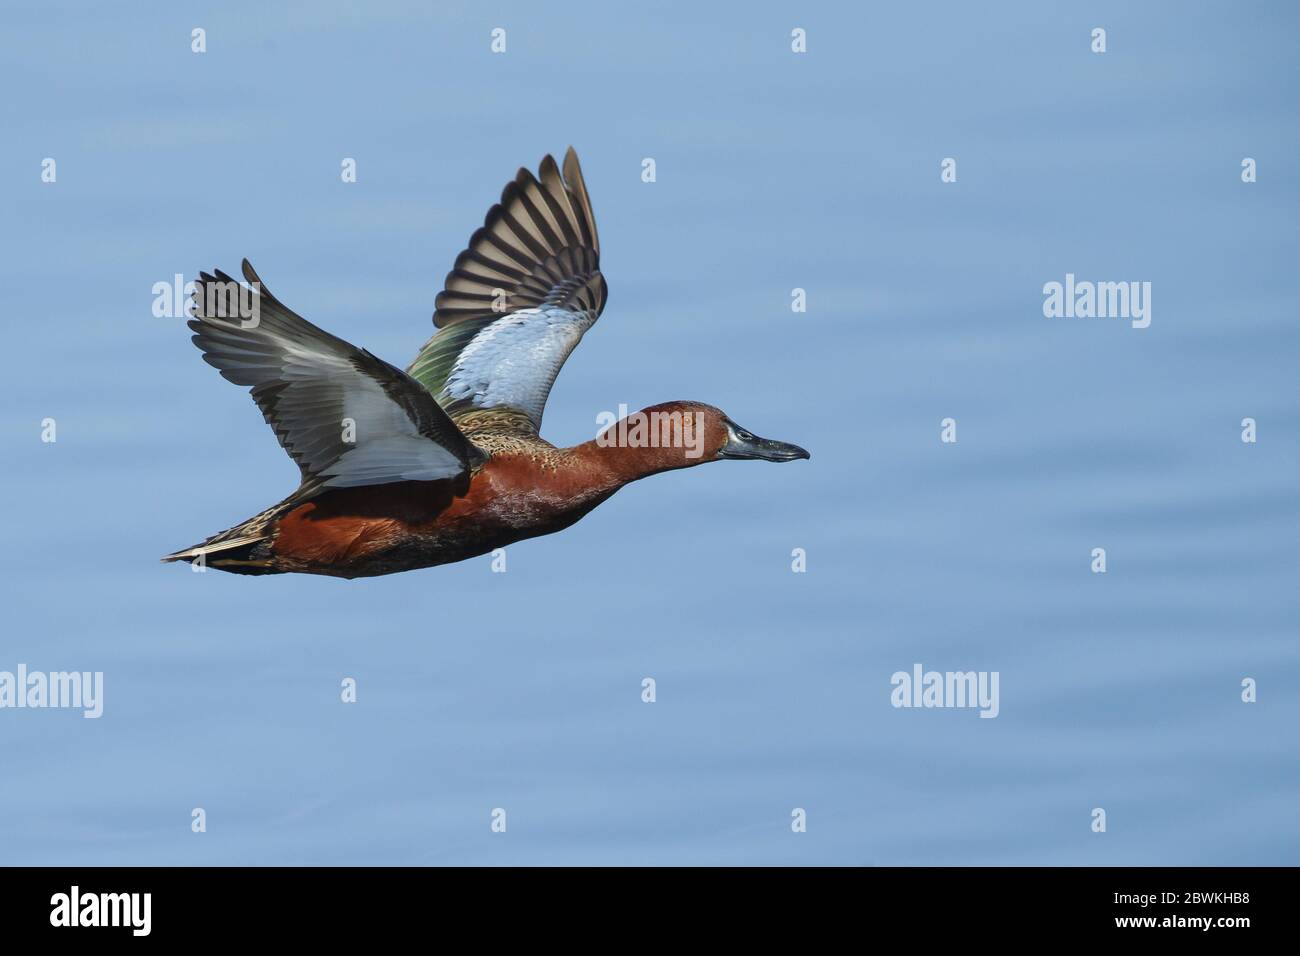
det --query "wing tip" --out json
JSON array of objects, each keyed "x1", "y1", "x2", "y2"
[{"x1": 429, "y1": 146, "x2": 602, "y2": 330}]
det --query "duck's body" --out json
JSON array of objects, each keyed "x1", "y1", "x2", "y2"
[
  {"x1": 195, "y1": 432, "x2": 617, "y2": 578},
  {"x1": 165, "y1": 149, "x2": 808, "y2": 577}
]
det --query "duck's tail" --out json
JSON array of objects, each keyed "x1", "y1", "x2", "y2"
[{"x1": 161, "y1": 500, "x2": 292, "y2": 575}]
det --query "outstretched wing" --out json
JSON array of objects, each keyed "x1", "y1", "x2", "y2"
[
  {"x1": 407, "y1": 147, "x2": 606, "y2": 435},
  {"x1": 189, "y1": 259, "x2": 479, "y2": 498}
]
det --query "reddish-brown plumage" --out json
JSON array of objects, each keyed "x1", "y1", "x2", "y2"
[{"x1": 264, "y1": 403, "x2": 733, "y2": 577}]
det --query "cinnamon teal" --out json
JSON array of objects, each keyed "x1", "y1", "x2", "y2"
[{"x1": 163, "y1": 148, "x2": 809, "y2": 577}]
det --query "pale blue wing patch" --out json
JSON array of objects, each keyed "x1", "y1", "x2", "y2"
[
  {"x1": 438, "y1": 306, "x2": 596, "y2": 430},
  {"x1": 317, "y1": 375, "x2": 467, "y2": 487}
]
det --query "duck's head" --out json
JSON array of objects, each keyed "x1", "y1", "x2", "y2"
[{"x1": 596, "y1": 401, "x2": 809, "y2": 474}]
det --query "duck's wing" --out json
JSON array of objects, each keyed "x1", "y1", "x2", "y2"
[
  {"x1": 189, "y1": 260, "x2": 479, "y2": 499},
  {"x1": 406, "y1": 147, "x2": 606, "y2": 436}
]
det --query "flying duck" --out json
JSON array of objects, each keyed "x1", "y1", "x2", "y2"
[{"x1": 163, "y1": 148, "x2": 809, "y2": 577}]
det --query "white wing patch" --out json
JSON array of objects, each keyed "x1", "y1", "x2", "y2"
[
  {"x1": 440, "y1": 306, "x2": 595, "y2": 428},
  {"x1": 323, "y1": 376, "x2": 465, "y2": 487}
]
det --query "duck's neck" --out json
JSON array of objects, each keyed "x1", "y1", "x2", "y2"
[{"x1": 567, "y1": 438, "x2": 704, "y2": 493}]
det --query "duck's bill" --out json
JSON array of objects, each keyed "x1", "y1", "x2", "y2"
[{"x1": 719, "y1": 421, "x2": 810, "y2": 462}]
